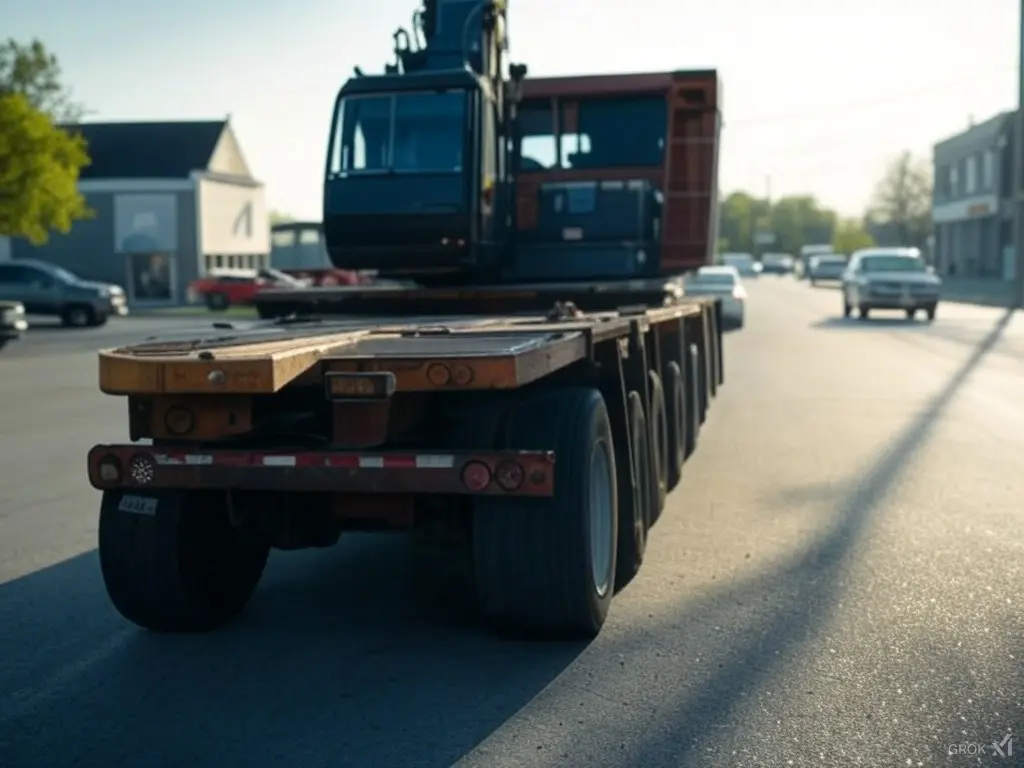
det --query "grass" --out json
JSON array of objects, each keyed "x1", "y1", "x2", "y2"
[{"x1": 137, "y1": 305, "x2": 258, "y2": 319}]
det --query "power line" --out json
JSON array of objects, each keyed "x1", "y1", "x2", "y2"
[{"x1": 726, "y1": 66, "x2": 1016, "y2": 129}]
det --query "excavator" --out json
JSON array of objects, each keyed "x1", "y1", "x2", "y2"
[{"x1": 294, "y1": 0, "x2": 721, "y2": 296}]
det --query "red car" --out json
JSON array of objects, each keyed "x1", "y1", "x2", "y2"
[{"x1": 187, "y1": 268, "x2": 310, "y2": 311}]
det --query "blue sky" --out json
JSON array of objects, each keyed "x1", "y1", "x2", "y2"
[{"x1": 7, "y1": 0, "x2": 1019, "y2": 218}]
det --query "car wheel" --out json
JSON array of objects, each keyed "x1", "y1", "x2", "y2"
[
  {"x1": 905, "y1": 309, "x2": 916, "y2": 320},
  {"x1": 842, "y1": 298, "x2": 851, "y2": 317},
  {"x1": 925, "y1": 305, "x2": 937, "y2": 322},
  {"x1": 205, "y1": 292, "x2": 230, "y2": 311},
  {"x1": 62, "y1": 304, "x2": 96, "y2": 328},
  {"x1": 858, "y1": 305, "x2": 870, "y2": 320}
]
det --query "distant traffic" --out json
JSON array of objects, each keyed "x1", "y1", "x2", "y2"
[{"x1": 687, "y1": 244, "x2": 942, "y2": 330}]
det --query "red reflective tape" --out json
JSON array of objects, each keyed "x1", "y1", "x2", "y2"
[
  {"x1": 216, "y1": 453, "x2": 251, "y2": 467},
  {"x1": 148, "y1": 451, "x2": 456, "y2": 470},
  {"x1": 324, "y1": 455, "x2": 359, "y2": 468}
]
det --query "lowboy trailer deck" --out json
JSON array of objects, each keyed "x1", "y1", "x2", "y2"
[{"x1": 88, "y1": 286, "x2": 724, "y2": 639}]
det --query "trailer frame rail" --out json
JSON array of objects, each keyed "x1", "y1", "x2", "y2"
[{"x1": 87, "y1": 445, "x2": 556, "y2": 496}]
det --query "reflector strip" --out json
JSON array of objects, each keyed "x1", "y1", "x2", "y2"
[
  {"x1": 152, "y1": 452, "x2": 456, "y2": 469},
  {"x1": 262, "y1": 456, "x2": 296, "y2": 467}
]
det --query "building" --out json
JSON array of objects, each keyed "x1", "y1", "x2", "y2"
[
  {"x1": 1, "y1": 119, "x2": 270, "y2": 306},
  {"x1": 931, "y1": 111, "x2": 1015, "y2": 280}
]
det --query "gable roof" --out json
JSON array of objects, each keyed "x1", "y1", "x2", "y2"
[
  {"x1": 933, "y1": 111, "x2": 1014, "y2": 162},
  {"x1": 65, "y1": 120, "x2": 227, "y2": 180}
]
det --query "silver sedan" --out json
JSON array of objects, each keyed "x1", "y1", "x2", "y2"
[{"x1": 841, "y1": 248, "x2": 941, "y2": 321}]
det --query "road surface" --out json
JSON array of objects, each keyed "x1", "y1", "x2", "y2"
[{"x1": 0, "y1": 282, "x2": 1020, "y2": 767}]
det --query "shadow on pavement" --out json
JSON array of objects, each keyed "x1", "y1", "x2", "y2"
[
  {"x1": 576, "y1": 309, "x2": 1017, "y2": 766},
  {"x1": 812, "y1": 316, "x2": 932, "y2": 330},
  {"x1": 0, "y1": 311, "x2": 1016, "y2": 768},
  {"x1": 0, "y1": 534, "x2": 585, "y2": 768}
]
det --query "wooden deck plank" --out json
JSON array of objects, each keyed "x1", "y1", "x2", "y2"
[{"x1": 98, "y1": 304, "x2": 707, "y2": 396}]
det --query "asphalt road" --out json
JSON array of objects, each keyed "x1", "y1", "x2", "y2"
[{"x1": 0, "y1": 282, "x2": 1020, "y2": 767}]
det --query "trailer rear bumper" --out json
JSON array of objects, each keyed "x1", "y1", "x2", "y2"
[{"x1": 87, "y1": 445, "x2": 555, "y2": 496}]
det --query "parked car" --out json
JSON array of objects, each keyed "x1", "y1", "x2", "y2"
[
  {"x1": 0, "y1": 301, "x2": 28, "y2": 350},
  {"x1": 187, "y1": 268, "x2": 311, "y2": 311},
  {"x1": 841, "y1": 247, "x2": 941, "y2": 321},
  {"x1": 807, "y1": 254, "x2": 847, "y2": 284},
  {"x1": 720, "y1": 252, "x2": 761, "y2": 279},
  {"x1": 684, "y1": 265, "x2": 747, "y2": 328},
  {"x1": 0, "y1": 259, "x2": 128, "y2": 327},
  {"x1": 760, "y1": 252, "x2": 795, "y2": 275}
]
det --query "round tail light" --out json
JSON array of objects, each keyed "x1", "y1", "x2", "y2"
[{"x1": 461, "y1": 461, "x2": 491, "y2": 492}]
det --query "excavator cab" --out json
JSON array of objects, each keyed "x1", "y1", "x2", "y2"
[{"x1": 322, "y1": 0, "x2": 514, "y2": 284}]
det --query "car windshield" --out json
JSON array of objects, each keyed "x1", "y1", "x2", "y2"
[
  {"x1": 48, "y1": 265, "x2": 81, "y2": 283},
  {"x1": 861, "y1": 255, "x2": 925, "y2": 273},
  {"x1": 692, "y1": 271, "x2": 736, "y2": 285},
  {"x1": 259, "y1": 268, "x2": 297, "y2": 283}
]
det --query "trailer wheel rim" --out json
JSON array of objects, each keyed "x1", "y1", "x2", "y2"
[{"x1": 589, "y1": 438, "x2": 614, "y2": 598}]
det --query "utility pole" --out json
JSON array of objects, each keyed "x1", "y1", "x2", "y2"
[{"x1": 1014, "y1": 0, "x2": 1024, "y2": 306}]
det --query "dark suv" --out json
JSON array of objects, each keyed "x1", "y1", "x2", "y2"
[{"x1": 0, "y1": 259, "x2": 128, "y2": 327}]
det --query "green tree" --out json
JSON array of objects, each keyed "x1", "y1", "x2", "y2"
[
  {"x1": 0, "y1": 93, "x2": 92, "y2": 243},
  {"x1": 768, "y1": 196, "x2": 837, "y2": 254},
  {"x1": 832, "y1": 218, "x2": 874, "y2": 253},
  {"x1": 718, "y1": 191, "x2": 770, "y2": 253},
  {"x1": 867, "y1": 151, "x2": 932, "y2": 249},
  {"x1": 0, "y1": 38, "x2": 86, "y2": 122}
]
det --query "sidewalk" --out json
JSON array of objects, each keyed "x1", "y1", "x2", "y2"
[{"x1": 940, "y1": 277, "x2": 1018, "y2": 308}]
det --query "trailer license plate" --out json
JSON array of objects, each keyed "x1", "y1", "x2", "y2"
[{"x1": 118, "y1": 494, "x2": 158, "y2": 515}]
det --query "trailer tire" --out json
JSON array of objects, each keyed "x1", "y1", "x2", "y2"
[
  {"x1": 664, "y1": 361, "x2": 686, "y2": 491},
  {"x1": 684, "y1": 344, "x2": 701, "y2": 458},
  {"x1": 613, "y1": 391, "x2": 654, "y2": 591},
  {"x1": 473, "y1": 387, "x2": 618, "y2": 639},
  {"x1": 99, "y1": 489, "x2": 269, "y2": 632},
  {"x1": 695, "y1": 343, "x2": 708, "y2": 424},
  {"x1": 648, "y1": 371, "x2": 669, "y2": 522}
]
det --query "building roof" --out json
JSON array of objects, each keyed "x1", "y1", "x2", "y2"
[
  {"x1": 933, "y1": 111, "x2": 1014, "y2": 162},
  {"x1": 65, "y1": 120, "x2": 227, "y2": 180}
]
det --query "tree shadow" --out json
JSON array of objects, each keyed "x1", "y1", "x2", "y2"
[
  {"x1": 0, "y1": 310, "x2": 1015, "y2": 768},
  {"x1": 0, "y1": 533, "x2": 585, "y2": 768},
  {"x1": 518, "y1": 308, "x2": 1017, "y2": 767},
  {"x1": 811, "y1": 316, "x2": 926, "y2": 330}
]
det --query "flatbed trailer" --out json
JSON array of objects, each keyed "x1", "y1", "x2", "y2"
[{"x1": 87, "y1": 286, "x2": 724, "y2": 639}]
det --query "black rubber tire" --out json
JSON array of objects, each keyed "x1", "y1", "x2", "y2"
[
  {"x1": 61, "y1": 304, "x2": 96, "y2": 328},
  {"x1": 648, "y1": 371, "x2": 669, "y2": 522},
  {"x1": 473, "y1": 387, "x2": 618, "y2": 639},
  {"x1": 842, "y1": 299, "x2": 851, "y2": 318},
  {"x1": 99, "y1": 489, "x2": 270, "y2": 632},
  {"x1": 858, "y1": 306, "x2": 870, "y2": 320},
  {"x1": 693, "y1": 342, "x2": 708, "y2": 425},
  {"x1": 905, "y1": 309, "x2": 916, "y2": 319},
  {"x1": 206, "y1": 292, "x2": 230, "y2": 311},
  {"x1": 613, "y1": 391, "x2": 653, "y2": 591},
  {"x1": 664, "y1": 362, "x2": 686, "y2": 491},
  {"x1": 926, "y1": 305, "x2": 936, "y2": 322},
  {"x1": 684, "y1": 344, "x2": 701, "y2": 458}
]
